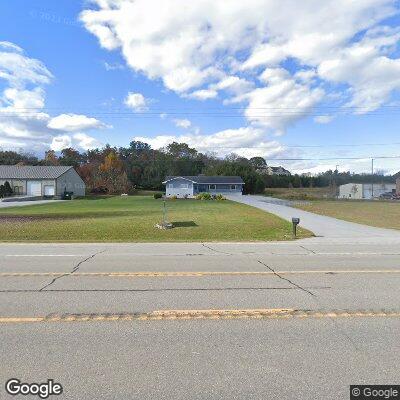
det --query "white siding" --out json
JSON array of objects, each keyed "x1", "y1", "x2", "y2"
[
  {"x1": 165, "y1": 178, "x2": 194, "y2": 198},
  {"x1": 339, "y1": 183, "x2": 363, "y2": 199},
  {"x1": 56, "y1": 169, "x2": 86, "y2": 197},
  {"x1": 339, "y1": 183, "x2": 396, "y2": 199}
]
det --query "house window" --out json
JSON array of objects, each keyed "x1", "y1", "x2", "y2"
[
  {"x1": 209, "y1": 184, "x2": 216, "y2": 190},
  {"x1": 13, "y1": 186, "x2": 23, "y2": 195},
  {"x1": 168, "y1": 183, "x2": 173, "y2": 188},
  {"x1": 180, "y1": 183, "x2": 189, "y2": 189},
  {"x1": 230, "y1": 185, "x2": 236, "y2": 190}
]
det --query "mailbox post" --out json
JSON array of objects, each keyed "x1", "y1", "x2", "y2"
[{"x1": 292, "y1": 217, "x2": 300, "y2": 238}]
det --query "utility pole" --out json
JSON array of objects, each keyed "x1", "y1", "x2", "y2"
[
  {"x1": 371, "y1": 158, "x2": 374, "y2": 199},
  {"x1": 333, "y1": 164, "x2": 339, "y2": 198}
]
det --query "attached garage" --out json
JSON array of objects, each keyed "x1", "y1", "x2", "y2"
[{"x1": 27, "y1": 181, "x2": 42, "y2": 196}]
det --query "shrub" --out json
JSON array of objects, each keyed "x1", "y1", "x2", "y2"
[
  {"x1": 4, "y1": 181, "x2": 12, "y2": 197},
  {"x1": 196, "y1": 192, "x2": 212, "y2": 200},
  {"x1": 215, "y1": 194, "x2": 226, "y2": 201},
  {"x1": 154, "y1": 193, "x2": 163, "y2": 199},
  {"x1": 170, "y1": 195, "x2": 177, "y2": 200}
]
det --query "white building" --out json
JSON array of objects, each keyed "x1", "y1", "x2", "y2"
[
  {"x1": 257, "y1": 166, "x2": 291, "y2": 176},
  {"x1": 163, "y1": 176, "x2": 244, "y2": 198},
  {"x1": 339, "y1": 183, "x2": 396, "y2": 200},
  {"x1": 0, "y1": 165, "x2": 86, "y2": 198}
]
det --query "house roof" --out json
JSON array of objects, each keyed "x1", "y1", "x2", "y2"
[
  {"x1": 163, "y1": 175, "x2": 245, "y2": 184},
  {"x1": 0, "y1": 165, "x2": 73, "y2": 180},
  {"x1": 269, "y1": 166, "x2": 290, "y2": 172}
]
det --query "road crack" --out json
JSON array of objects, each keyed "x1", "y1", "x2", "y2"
[
  {"x1": 201, "y1": 243, "x2": 232, "y2": 255},
  {"x1": 257, "y1": 260, "x2": 361, "y2": 351},
  {"x1": 299, "y1": 245, "x2": 316, "y2": 254},
  {"x1": 257, "y1": 260, "x2": 316, "y2": 297},
  {"x1": 39, "y1": 250, "x2": 105, "y2": 291}
]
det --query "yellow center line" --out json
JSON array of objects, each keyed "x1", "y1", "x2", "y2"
[
  {"x1": 0, "y1": 309, "x2": 399, "y2": 323},
  {"x1": 0, "y1": 270, "x2": 399, "y2": 277}
]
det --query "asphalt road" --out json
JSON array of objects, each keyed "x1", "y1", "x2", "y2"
[
  {"x1": 0, "y1": 239, "x2": 399, "y2": 399},
  {"x1": 227, "y1": 195, "x2": 400, "y2": 238}
]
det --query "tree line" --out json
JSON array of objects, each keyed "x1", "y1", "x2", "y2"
[{"x1": 0, "y1": 142, "x2": 398, "y2": 195}]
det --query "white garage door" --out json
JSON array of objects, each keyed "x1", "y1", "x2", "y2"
[
  {"x1": 27, "y1": 181, "x2": 42, "y2": 196},
  {"x1": 44, "y1": 185, "x2": 55, "y2": 196}
]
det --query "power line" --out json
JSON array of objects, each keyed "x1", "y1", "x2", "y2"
[
  {"x1": 262, "y1": 156, "x2": 400, "y2": 161},
  {"x1": 1, "y1": 113, "x2": 400, "y2": 119},
  {"x1": 4, "y1": 104, "x2": 400, "y2": 110},
  {"x1": 209, "y1": 143, "x2": 400, "y2": 149}
]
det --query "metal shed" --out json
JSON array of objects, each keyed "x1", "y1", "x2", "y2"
[{"x1": 0, "y1": 166, "x2": 86, "y2": 198}]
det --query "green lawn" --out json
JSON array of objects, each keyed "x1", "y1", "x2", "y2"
[
  {"x1": 264, "y1": 187, "x2": 335, "y2": 200},
  {"x1": 0, "y1": 196, "x2": 312, "y2": 242},
  {"x1": 295, "y1": 200, "x2": 400, "y2": 230}
]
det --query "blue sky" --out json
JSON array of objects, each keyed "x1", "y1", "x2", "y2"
[{"x1": 1, "y1": 0, "x2": 400, "y2": 174}]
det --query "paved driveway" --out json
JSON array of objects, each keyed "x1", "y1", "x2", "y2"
[
  {"x1": 0, "y1": 199, "x2": 63, "y2": 208},
  {"x1": 227, "y1": 195, "x2": 400, "y2": 238}
]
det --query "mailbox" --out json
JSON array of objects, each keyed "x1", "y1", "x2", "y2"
[{"x1": 292, "y1": 217, "x2": 300, "y2": 237}]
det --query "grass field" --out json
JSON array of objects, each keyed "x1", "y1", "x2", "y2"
[
  {"x1": 0, "y1": 196, "x2": 312, "y2": 242},
  {"x1": 295, "y1": 200, "x2": 400, "y2": 230},
  {"x1": 264, "y1": 187, "x2": 335, "y2": 200}
]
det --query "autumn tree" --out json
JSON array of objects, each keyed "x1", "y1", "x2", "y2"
[
  {"x1": 98, "y1": 151, "x2": 131, "y2": 194},
  {"x1": 59, "y1": 148, "x2": 85, "y2": 167},
  {"x1": 43, "y1": 150, "x2": 60, "y2": 166}
]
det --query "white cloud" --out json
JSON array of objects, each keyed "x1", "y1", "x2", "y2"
[
  {"x1": 243, "y1": 68, "x2": 324, "y2": 134},
  {"x1": 48, "y1": 113, "x2": 108, "y2": 132},
  {"x1": 103, "y1": 61, "x2": 125, "y2": 71},
  {"x1": 50, "y1": 133, "x2": 102, "y2": 152},
  {"x1": 318, "y1": 29, "x2": 400, "y2": 112},
  {"x1": 0, "y1": 41, "x2": 23, "y2": 53},
  {"x1": 124, "y1": 92, "x2": 149, "y2": 111},
  {"x1": 81, "y1": 0, "x2": 400, "y2": 139},
  {"x1": 134, "y1": 126, "x2": 287, "y2": 159},
  {"x1": 51, "y1": 135, "x2": 72, "y2": 151},
  {"x1": 211, "y1": 76, "x2": 254, "y2": 96},
  {"x1": 187, "y1": 89, "x2": 218, "y2": 100},
  {"x1": 314, "y1": 115, "x2": 334, "y2": 124},
  {"x1": 173, "y1": 118, "x2": 191, "y2": 129},
  {"x1": 294, "y1": 69, "x2": 317, "y2": 83},
  {"x1": 50, "y1": 133, "x2": 103, "y2": 151},
  {"x1": 73, "y1": 133, "x2": 103, "y2": 150},
  {"x1": 0, "y1": 42, "x2": 52, "y2": 88},
  {"x1": 0, "y1": 42, "x2": 107, "y2": 152}
]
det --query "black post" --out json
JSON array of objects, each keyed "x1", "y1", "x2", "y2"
[{"x1": 292, "y1": 218, "x2": 300, "y2": 238}]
